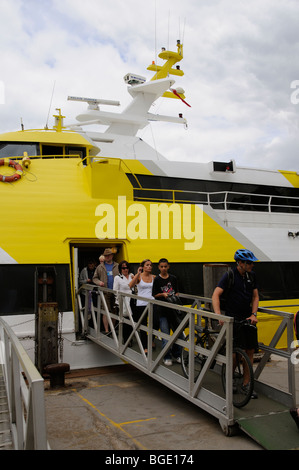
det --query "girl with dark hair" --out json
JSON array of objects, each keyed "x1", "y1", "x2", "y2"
[{"x1": 130, "y1": 259, "x2": 156, "y2": 353}]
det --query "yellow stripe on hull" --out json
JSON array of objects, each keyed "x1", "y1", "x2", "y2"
[
  {"x1": 279, "y1": 170, "x2": 299, "y2": 188},
  {"x1": 0, "y1": 157, "x2": 244, "y2": 264}
]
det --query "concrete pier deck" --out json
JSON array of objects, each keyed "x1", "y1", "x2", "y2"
[{"x1": 44, "y1": 357, "x2": 299, "y2": 451}]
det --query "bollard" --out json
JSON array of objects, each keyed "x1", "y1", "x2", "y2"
[{"x1": 44, "y1": 363, "x2": 70, "y2": 388}]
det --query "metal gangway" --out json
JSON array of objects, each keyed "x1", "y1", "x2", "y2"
[
  {"x1": 77, "y1": 284, "x2": 298, "y2": 448},
  {"x1": 0, "y1": 317, "x2": 48, "y2": 450}
]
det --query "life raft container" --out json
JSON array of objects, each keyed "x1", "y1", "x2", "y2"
[{"x1": 0, "y1": 158, "x2": 24, "y2": 182}]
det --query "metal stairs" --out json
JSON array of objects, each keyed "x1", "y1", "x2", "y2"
[{"x1": 0, "y1": 365, "x2": 13, "y2": 450}]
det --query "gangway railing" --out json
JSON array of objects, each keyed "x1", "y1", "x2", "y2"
[
  {"x1": 76, "y1": 285, "x2": 296, "y2": 435},
  {"x1": 253, "y1": 306, "x2": 296, "y2": 404},
  {"x1": 0, "y1": 317, "x2": 49, "y2": 450}
]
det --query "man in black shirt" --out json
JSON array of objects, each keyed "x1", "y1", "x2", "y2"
[
  {"x1": 212, "y1": 249, "x2": 259, "y2": 398},
  {"x1": 152, "y1": 258, "x2": 182, "y2": 366}
]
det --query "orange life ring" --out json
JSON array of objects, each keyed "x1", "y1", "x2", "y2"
[{"x1": 0, "y1": 158, "x2": 24, "y2": 182}]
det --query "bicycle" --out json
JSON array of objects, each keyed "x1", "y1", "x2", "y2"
[
  {"x1": 181, "y1": 317, "x2": 218, "y2": 380},
  {"x1": 221, "y1": 319, "x2": 255, "y2": 408},
  {"x1": 181, "y1": 317, "x2": 255, "y2": 408}
]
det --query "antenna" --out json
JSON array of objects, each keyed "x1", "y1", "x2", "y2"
[
  {"x1": 45, "y1": 81, "x2": 56, "y2": 129},
  {"x1": 168, "y1": 10, "x2": 170, "y2": 50},
  {"x1": 67, "y1": 96, "x2": 120, "y2": 110},
  {"x1": 182, "y1": 17, "x2": 186, "y2": 44},
  {"x1": 154, "y1": 0, "x2": 157, "y2": 65},
  {"x1": 178, "y1": 17, "x2": 186, "y2": 43}
]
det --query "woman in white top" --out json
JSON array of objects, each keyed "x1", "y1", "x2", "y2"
[
  {"x1": 113, "y1": 261, "x2": 134, "y2": 343},
  {"x1": 129, "y1": 259, "x2": 156, "y2": 353}
]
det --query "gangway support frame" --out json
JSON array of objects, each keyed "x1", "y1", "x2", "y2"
[{"x1": 76, "y1": 285, "x2": 297, "y2": 447}]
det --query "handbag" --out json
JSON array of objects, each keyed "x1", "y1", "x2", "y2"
[
  {"x1": 166, "y1": 294, "x2": 185, "y2": 321},
  {"x1": 130, "y1": 284, "x2": 138, "y2": 312}
]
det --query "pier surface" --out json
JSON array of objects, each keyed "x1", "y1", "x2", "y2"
[{"x1": 44, "y1": 357, "x2": 299, "y2": 451}]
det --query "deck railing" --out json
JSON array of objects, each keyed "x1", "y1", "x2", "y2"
[{"x1": 133, "y1": 187, "x2": 299, "y2": 213}]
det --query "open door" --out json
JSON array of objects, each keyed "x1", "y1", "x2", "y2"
[{"x1": 70, "y1": 241, "x2": 128, "y2": 322}]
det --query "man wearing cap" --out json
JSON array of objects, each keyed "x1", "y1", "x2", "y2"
[{"x1": 93, "y1": 248, "x2": 119, "y2": 333}]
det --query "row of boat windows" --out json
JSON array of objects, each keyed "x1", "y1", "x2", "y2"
[
  {"x1": 0, "y1": 142, "x2": 86, "y2": 159},
  {"x1": 128, "y1": 174, "x2": 299, "y2": 198},
  {"x1": 127, "y1": 174, "x2": 299, "y2": 213},
  {"x1": 0, "y1": 262, "x2": 298, "y2": 315}
]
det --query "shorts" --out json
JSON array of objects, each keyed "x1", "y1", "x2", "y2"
[
  {"x1": 104, "y1": 291, "x2": 115, "y2": 311},
  {"x1": 233, "y1": 321, "x2": 258, "y2": 351}
]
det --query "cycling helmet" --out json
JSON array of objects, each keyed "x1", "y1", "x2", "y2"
[{"x1": 234, "y1": 249, "x2": 258, "y2": 262}]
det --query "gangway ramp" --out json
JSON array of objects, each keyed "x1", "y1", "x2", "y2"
[
  {"x1": 77, "y1": 286, "x2": 298, "y2": 449},
  {"x1": 236, "y1": 406, "x2": 299, "y2": 450},
  {"x1": 234, "y1": 367, "x2": 299, "y2": 450}
]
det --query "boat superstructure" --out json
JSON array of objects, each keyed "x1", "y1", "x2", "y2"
[{"x1": 0, "y1": 40, "x2": 299, "y2": 354}]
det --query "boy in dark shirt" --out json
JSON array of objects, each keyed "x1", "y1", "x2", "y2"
[{"x1": 152, "y1": 258, "x2": 182, "y2": 366}]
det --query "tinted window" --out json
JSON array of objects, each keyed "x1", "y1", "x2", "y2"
[
  {"x1": 0, "y1": 142, "x2": 39, "y2": 158},
  {"x1": 0, "y1": 264, "x2": 72, "y2": 315}
]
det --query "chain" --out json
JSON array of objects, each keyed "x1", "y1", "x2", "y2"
[{"x1": 58, "y1": 311, "x2": 64, "y2": 362}]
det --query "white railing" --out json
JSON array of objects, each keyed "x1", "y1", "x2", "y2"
[
  {"x1": 0, "y1": 317, "x2": 48, "y2": 450},
  {"x1": 133, "y1": 187, "x2": 299, "y2": 213}
]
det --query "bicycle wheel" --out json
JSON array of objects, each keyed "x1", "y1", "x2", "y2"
[
  {"x1": 221, "y1": 347, "x2": 254, "y2": 408},
  {"x1": 181, "y1": 331, "x2": 207, "y2": 380}
]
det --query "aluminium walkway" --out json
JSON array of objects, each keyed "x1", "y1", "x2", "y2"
[
  {"x1": 0, "y1": 318, "x2": 48, "y2": 450},
  {"x1": 0, "y1": 365, "x2": 12, "y2": 450},
  {"x1": 77, "y1": 285, "x2": 299, "y2": 450}
]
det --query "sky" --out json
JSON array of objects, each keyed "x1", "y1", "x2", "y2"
[{"x1": 1, "y1": 0, "x2": 299, "y2": 170}]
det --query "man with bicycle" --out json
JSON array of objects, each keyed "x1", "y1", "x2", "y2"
[{"x1": 212, "y1": 249, "x2": 259, "y2": 398}]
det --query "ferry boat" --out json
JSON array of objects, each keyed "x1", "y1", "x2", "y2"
[{"x1": 0, "y1": 40, "x2": 298, "y2": 359}]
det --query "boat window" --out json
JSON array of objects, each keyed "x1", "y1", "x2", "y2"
[
  {"x1": 131, "y1": 261, "x2": 299, "y2": 302},
  {"x1": 213, "y1": 161, "x2": 235, "y2": 172},
  {"x1": 66, "y1": 146, "x2": 86, "y2": 159},
  {"x1": 0, "y1": 142, "x2": 39, "y2": 158},
  {"x1": 0, "y1": 264, "x2": 72, "y2": 315},
  {"x1": 1, "y1": 261, "x2": 298, "y2": 315},
  {"x1": 42, "y1": 145, "x2": 64, "y2": 156}
]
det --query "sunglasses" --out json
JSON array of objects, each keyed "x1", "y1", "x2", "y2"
[{"x1": 121, "y1": 266, "x2": 129, "y2": 269}]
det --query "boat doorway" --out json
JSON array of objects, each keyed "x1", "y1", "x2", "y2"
[{"x1": 70, "y1": 241, "x2": 128, "y2": 313}]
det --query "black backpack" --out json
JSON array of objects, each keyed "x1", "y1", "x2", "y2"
[
  {"x1": 219, "y1": 268, "x2": 234, "y2": 312},
  {"x1": 294, "y1": 311, "x2": 299, "y2": 340},
  {"x1": 220, "y1": 268, "x2": 254, "y2": 312}
]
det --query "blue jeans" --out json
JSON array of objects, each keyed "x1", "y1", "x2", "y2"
[{"x1": 159, "y1": 316, "x2": 182, "y2": 360}]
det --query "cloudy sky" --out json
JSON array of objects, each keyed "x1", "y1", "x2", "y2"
[{"x1": 1, "y1": 0, "x2": 299, "y2": 171}]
